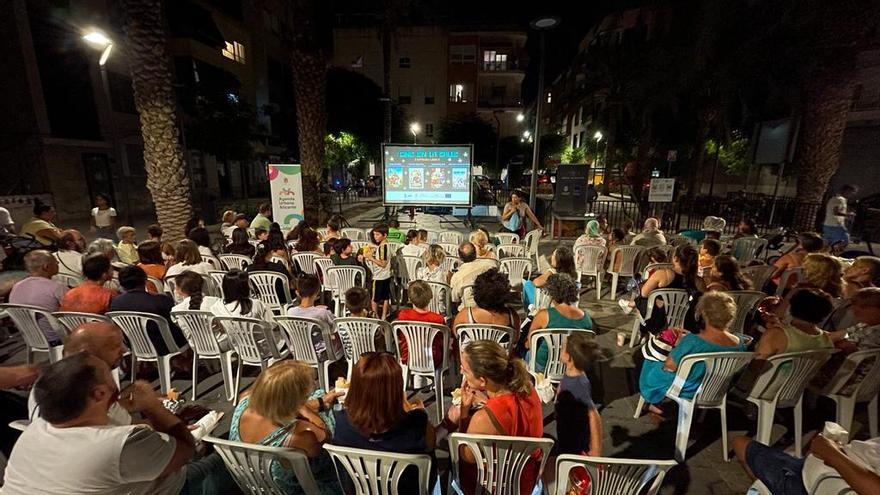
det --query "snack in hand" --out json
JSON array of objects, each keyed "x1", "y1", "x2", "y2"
[
  {"x1": 335, "y1": 377, "x2": 349, "y2": 390},
  {"x1": 535, "y1": 373, "x2": 545, "y2": 383},
  {"x1": 451, "y1": 387, "x2": 462, "y2": 405},
  {"x1": 166, "y1": 388, "x2": 179, "y2": 401}
]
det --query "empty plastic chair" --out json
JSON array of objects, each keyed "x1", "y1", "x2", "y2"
[
  {"x1": 425, "y1": 281, "x2": 452, "y2": 319},
  {"x1": 342, "y1": 228, "x2": 366, "y2": 241},
  {"x1": 52, "y1": 311, "x2": 113, "y2": 333},
  {"x1": 219, "y1": 254, "x2": 252, "y2": 271},
  {"x1": 170, "y1": 310, "x2": 236, "y2": 401},
  {"x1": 440, "y1": 231, "x2": 464, "y2": 245},
  {"x1": 214, "y1": 315, "x2": 288, "y2": 404},
  {"x1": 52, "y1": 273, "x2": 82, "y2": 288},
  {"x1": 275, "y1": 316, "x2": 342, "y2": 391},
  {"x1": 495, "y1": 232, "x2": 520, "y2": 245},
  {"x1": 500, "y1": 257, "x2": 532, "y2": 289},
  {"x1": 523, "y1": 229, "x2": 542, "y2": 271},
  {"x1": 291, "y1": 253, "x2": 320, "y2": 275},
  {"x1": 497, "y1": 243, "x2": 525, "y2": 258},
  {"x1": 726, "y1": 290, "x2": 765, "y2": 335},
  {"x1": 0, "y1": 304, "x2": 68, "y2": 363},
  {"x1": 732, "y1": 237, "x2": 768, "y2": 265},
  {"x1": 820, "y1": 348, "x2": 880, "y2": 440},
  {"x1": 248, "y1": 271, "x2": 293, "y2": 313}
]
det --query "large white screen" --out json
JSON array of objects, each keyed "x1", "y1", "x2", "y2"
[{"x1": 382, "y1": 144, "x2": 473, "y2": 206}]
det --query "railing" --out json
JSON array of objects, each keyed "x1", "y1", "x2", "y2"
[{"x1": 477, "y1": 97, "x2": 523, "y2": 108}]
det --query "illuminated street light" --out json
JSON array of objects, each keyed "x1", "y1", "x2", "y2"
[
  {"x1": 83, "y1": 30, "x2": 113, "y2": 66},
  {"x1": 594, "y1": 131, "x2": 603, "y2": 142},
  {"x1": 523, "y1": 129, "x2": 531, "y2": 138},
  {"x1": 516, "y1": 113, "x2": 525, "y2": 122},
  {"x1": 410, "y1": 122, "x2": 420, "y2": 144}
]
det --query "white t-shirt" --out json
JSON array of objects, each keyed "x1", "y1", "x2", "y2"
[
  {"x1": 400, "y1": 243, "x2": 428, "y2": 258},
  {"x1": 197, "y1": 245, "x2": 214, "y2": 258},
  {"x1": 416, "y1": 265, "x2": 449, "y2": 283},
  {"x1": 824, "y1": 195, "x2": 847, "y2": 227},
  {"x1": 210, "y1": 298, "x2": 276, "y2": 324},
  {"x1": 165, "y1": 261, "x2": 214, "y2": 279},
  {"x1": 366, "y1": 243, "x2": 391, "y2": 281},
  {"x1": 91, "y1": 207, "x2": 118, "y2": 228},
  {"x1": 54, "y1": 250, "x2": 84, "y2": 278},
  {"x1": 2, "y1": 417, "x2": 185, "y2": 495}
]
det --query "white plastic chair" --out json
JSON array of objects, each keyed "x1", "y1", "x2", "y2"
[
  {"x1": 214, "y1": 315, "x2": 288, "y2": 404},
  {"x1": 533, "y1": 286, "x2": 551, "y2": 311},
  {"x1": 821, "y1": 348, "x2": 880, "y2": 439},
  {"x1": 203, "y1": 254, "x2": 224, "y2": 271},
  {"x1": 0, "y1": 304, "x2": 68, "y2": 363},
  {"x1": 497, "y1": 243, "x2": 525, "y2": 258},
  {"x1": 642, "y1": 262, "x2": 674, "y2": 280},
  {"x1": 327, "y1": 266, "x2": 366, "y2": 317},
  {"x1": 440, "y1": 255, "x2": 461, "y2": 274},
  {"x1": 317, "y1": 228, "x2": 330, "y2": 239},
  {"x1": 147, "y1": 276, "x2": 165, "y2": 294},
  {"x1": 351, "y1": 241, "x2": 369, "y2": 254},
  {"x1": 775, "y1": 267, "x2": 804, "y2": 296},
  {"x1": 440, "y1": 231, "x2": 464, "y2": 244},
  {"x1": 495, "y1": 232, "x2": 520, "y2": 245},
  {"x1": 313, "y1": 257, "x2": 334, "y2": 287},
  {"x1": 291, "y1": 253, "x2": 319, "y2": 275},
  {"x1": 163, "y1": 275, "x2": 185, "y2": 304},
  {"x1": 523, "y1": 229, "x2": 542, "y2": 271},
  {"x1": 746, "y1": 349, "x2": 833, "y2": 456},
  {"x1": 423, "y1": 281, "x2": 452, "y2": 319},
  {"x1": 399, "y1": 255, "x2": 424, "y2": 288},
  {"x1": 553, "y1": 455, "x2": 677, "y2": 495},
  {"x1": 425, "y1": 231, "x2": 440, "y2": 244},
  {"x1": 527, "y1": 328, "x2": 596, "y2": 383},
  {"x1": 52, "y1": 311, "x2": 113, "y2": 333},
  {"x1": 449, "y1": 433, "x2": 553, "y2": 495},
  {"x1": 170, "y1": 310, "x2": 236, "y2": 401},
  {"x1": 607, "y1": 246, "x2": 645, "y2": 298},
  {"x1": 438, "y1": 243, "x2": 459, "y2": 257},
  {"x1": 324, "y1": 444, "x2": 433, "y2": 495},
  {"x1": 500, "y1": 257, "x2": 532, "y2": 289},
  {"x1": 732, "y1": 237, "x2": 768, "y2": 264},
  {"x1": 633, "y1": 351, "x2": 755, "y2": 461},
  {"x1": 333, "y1": 317, "x2": 393, "y2": 380},
  {"x1": 342, "y1": 228, "x2": 366, "y2": 241},
  {"x1": 248, "y1": 271, "x2": 293, "y2": 313},
  {"x1": 575, "y1": 245, "x2": 607, "y2": 300},
  {"x1": 208, "y1": 270, "x2": 227, "y2": 299},
  {"x1": 629, "y1": 289, "x2": 691, "y2": 347},
  {"x1": 275, "y1": 316, "x2": 341, "y2": 390},
  {"x1": 52, "y1": 273, "x2": 82, "y2": 288},
  {"x1": 741, "y1": 264, "x2": 776, "y2": 293},
  {"x1": 669, "y1": 235, "x2": 697, "y2": 247},
  {"x1": 392, "y1": 321, "x2": 451, "y2": 423},
  {"x1": 219, "y1": 254, "x2": 252, "y2": 271},
  {"x1": 726, "y1": 290, "x2": 765, "y2": 335},
  {"x1": 457, "y1": 324, "x2": 513, "y2": 350},
  {"x1": 107, "y1": 311, "x2": 188, "y2": 394},
  {"x1": 204, "y1": 436, "x2": 320, "y2": 495}
]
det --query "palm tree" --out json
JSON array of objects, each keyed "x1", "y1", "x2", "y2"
[
  {"x1": 120, "y1": 0, "x2": 192, "y2": 241},
  {"x1": 288, "y1": 0, "x2": 327, "y2": 224}
]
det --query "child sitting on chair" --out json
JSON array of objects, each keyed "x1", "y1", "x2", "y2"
[{"x1": 396, "y1": 281, "x2": 445, "y2": 369}]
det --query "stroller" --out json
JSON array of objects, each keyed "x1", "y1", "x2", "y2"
[{"x1": 0, "y1": 233, "x2": 48, "y2": 271}]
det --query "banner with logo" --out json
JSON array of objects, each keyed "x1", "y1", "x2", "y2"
[{"x1": 267, "y1": 164, "x2": 304, "y2": 231}]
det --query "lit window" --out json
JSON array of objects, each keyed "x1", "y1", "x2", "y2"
[
  {"x1": 449, "y1": 83, "x2": 470, "y2": 103},
  {"x1": 426, "y1": 123, "x2": 434, "y2": 137},
  {"x1": 482, "y1": 50, "x2": 508, "y2": 71},
  {"x1": 222, "y1": 41, "x2": 246, "y2": 64},
  {"x1": 546, "y1": 92, "x2": 552, "y2": 103},
  {"x1": 399, "y1": 57, "x2": 411, "y2": 68}
]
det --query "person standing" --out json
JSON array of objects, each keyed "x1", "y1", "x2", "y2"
[
  {"x1": 251, "y1": 203, "x2": 273, "y2": 232},
  {"x1": 500, "y1": 191, "x2": 543, "y2": 237},
  {"x1": 823, "y1": 184, "x2": 858, "y2": 249},
  {"x1": 90, "y1": 193, "x2": 117, "y2": 240}
]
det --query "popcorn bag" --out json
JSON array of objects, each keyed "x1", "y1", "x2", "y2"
[{"x1": 534, "y1": 373, "x2": 555, "y2": 404}]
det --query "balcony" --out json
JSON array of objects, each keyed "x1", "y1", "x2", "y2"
[
  {"x1": 479, "y1": 59, "x2": 525, "y2": 73},
  {"x1": 477, "y1": 96, "x2": 523, "y2": 109}
]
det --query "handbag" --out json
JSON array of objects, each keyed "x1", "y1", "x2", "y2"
[{"x1": 641, "y1": 328, "x2": 681, "y2": 362}]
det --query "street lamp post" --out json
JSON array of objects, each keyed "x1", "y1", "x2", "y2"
[
  {"x1": 410, "y1": 122, "x2": 420, "y2": 144},
  {"x1": 83, "y1": 30, "x2": 133, "y2": 225},
  {"x1": 528, "y1": 16, "x2": 560, "y2": 212}
]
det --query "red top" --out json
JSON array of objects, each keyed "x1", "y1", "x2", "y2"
[
  {"x1": 460, "y1": 388, "x2": 544, "y2": 495},
  {"x1": 59, "y1": 281, "x2": 118, "y2": 314},
  {"x1": 396, "y1": 308, "x2": 445, "y2": 364}
]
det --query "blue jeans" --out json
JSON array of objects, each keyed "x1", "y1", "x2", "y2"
[
  {"x1": 180, "y1": 452, "x2": 238, "y2": 495},
  {"x1": 822, "y1": 225, "x2": 849, "y2": 246},
  {"x1": 746, "y1": 441, "x2": 808, "y2": 495}
]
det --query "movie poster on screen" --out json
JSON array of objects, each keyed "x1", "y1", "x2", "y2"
[{"x1": 267, "y1": 164, "x2": 305, "y2": 231}]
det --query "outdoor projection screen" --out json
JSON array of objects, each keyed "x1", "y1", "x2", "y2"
[{"x1": 382, "y1": 144, "x2": 473, "y2": 206}]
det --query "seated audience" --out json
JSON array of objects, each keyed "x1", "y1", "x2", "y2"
[
  {"x1": 248, "y1": 241, "x2": 291, "y2": 279},
  {"x1": 171, "y1": 271, "x2": 220, "y2": 313},
  {"x1": 639, "y1": 291, "x2": 746, "y2": 413},
  {"x1": 59, "y1": 255, "x2": 118, "y2": 314},
  {"x1": 446, "y1": 340, "x2": 543, "y2": 495},
  {"x1": 330, "y1": 237, "x2": 363, "y2": 266},
  {"x1": 187, "y1": 227, "x2": 214, "y2": 258},
  {"x1": 400, "y1": 229, "x2": 428, "y2": 257},
  {"x1": 574, "y1": 219, "x2": 607, "y2": 250},
  {"x1": 800, "y1": 253, "x2": 845, "y2": 298},
  {"x1": 229, "y1": 360, "x2": 341, "y2": 494},
  {"x1": 416, "y1": 244, "x2": 448, "y2": 283},
  {"x1": 397, "y1": 281, "x2": 445, "y2": 367},
  {"x1": 254, "y1": 228, "x2": 269, "y2": 242},
  {"x1": 147, "y1": 224, "x2": 162, "y2": 244},
  {"x1": 771, "y1": 232, "x2": 824, "y2": 289},
  {"x1": 323, "y1": 216, "x2": 343, "y2": 242},
  {"x1": 115, "y1": 226, "x2": 139, "y2": 265},
  {"x1": 643, "y1": 246, "x2": 669, "y2": 277},
  {"x1": 184, "y1": 216, "x2": 205, "y2": 238},
  {"x1": 526, "y1": 274, "x2": 593, "y2": 372},
  {"x1": 211, "y1": 269, "x2": 276, "y2": 323},
  {"x1": 287, "y1": 274, "x2": 335, "y2": 328},
  {"x1": 3, "y1": 354, "x2": 198, "y2": 494},
  {"x1": 54, "y1": 229, "x2": 86, "y2": 278},
  {"x1": 9, "y1": 250, "x2": 66, "y2": 343},
  {"x1": 86, "y1": 238, "x2": 118, "y2": 262},
  {"x1": 698, "y1": 238, "x2": 722, "y2": 277},
  {"x1": 250, "y1": 203, "x2": 273, "y2": 232},
  {"x1": 469, "y1": 229, "x2": 496, "y2": 259},
  {"x1": 0, "y1": 365, "x2": 38, "y2": 460},
  {"x1": 344, "y1": 287, "x2": 372, "y2": 318},
  {"x1": 555, "y1": 331, "x2": 602, "y2": 456},
  {"x1": 225, "y1": 227, "x2": 256, "y2": 257},
  {"x1": 386, "y1": 219, "x2": 405, "y2": 243},
  {"x1": 220, "y1": 210, "x2": 235, "y2": 231},
  {"x1": 165, "y1": 239, "x2": 214, "y2": 279},
  {"x1": 333, "y1": 352, "x2": 437, "y2": 492},
  {"x1": 631, "y1": 217, "x2": 667, "y2": 247},
  {"x1": 622, "y1": 219, "x2": 638, "y2": 245},
  {"x1": 452, "y1": 268, "x2": 520, "y2": 344},
  {"x1": 110, "y1": 266, "x2": 188, "y2": 353},
  {"x1": 733, "y1": 433, "x2": 879, "y2": 495},
  {"x1": 136, "y1": 241, "x2": 167, "y2": 293},
  {"x1": 526, "y1": 246, "x2": 577, "y2": 309},
  {"x1": 630, "y1": 245, "x2": 704, "y2": 337},
  {"x1": 20, "y1": 200, "x2": 61, "y2": 246},
  {"x1": 450, "y1": 242, "x2": 498, "y2": 306},
  {"x1": 294, "y1": 228, "x2": 323, "y2": 255},
  {"x1": 842, "y1": 255, "x2": 880, "y2": 297},
  {"x1": 704, "y1": 254, "x2": 753, "y2": 291},
  {"x1": 733, "y1": 217, "x2": 758, "y2": 239},
  {"x1": 607, "y1": 228, "x2": 627, "y2": 270},
  {"x1": 757, "y1": 288, "x2": 840, "y2": 359}
]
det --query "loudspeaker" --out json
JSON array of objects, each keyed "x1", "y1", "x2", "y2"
[{"x1": 554, "y1": 164, "x2": 590, "y2": 215}]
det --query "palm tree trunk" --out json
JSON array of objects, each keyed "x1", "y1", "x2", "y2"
[
  {"x1": 290, "y1": 48, "x2": 327, "y2": 225},
  {"x1": 121, "y1": 0, "x2": 192, "y2": 241}
]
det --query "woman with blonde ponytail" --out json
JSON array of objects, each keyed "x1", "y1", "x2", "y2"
[{"x1": 446, "y1": 340, "x2": 543, "y2": 495}]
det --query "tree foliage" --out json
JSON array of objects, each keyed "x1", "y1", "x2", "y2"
[
  {"x1": 324, "y1": 131, "x2": 369, "y2": 179},
  {"x1": 437, "y1": 113, "x2": 498, "y2": 170}
]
